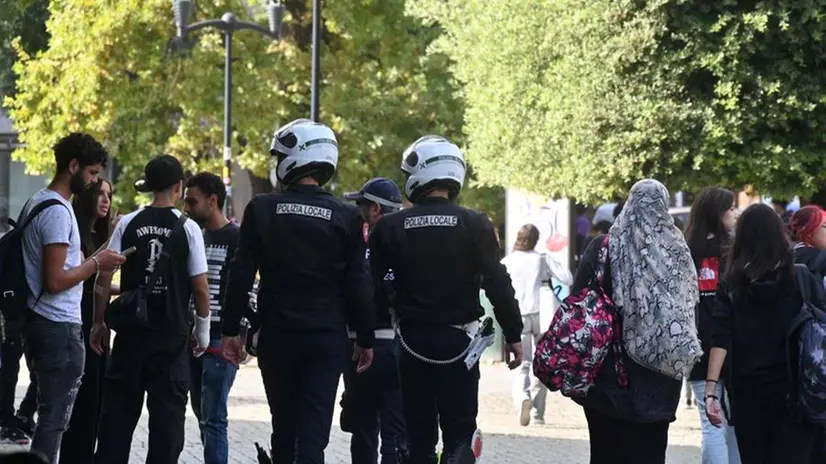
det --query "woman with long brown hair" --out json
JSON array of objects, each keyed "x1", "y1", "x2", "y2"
[
  {"x1": 685, "y1": 187, "x2": 741, "y2": 463},
  {"x1": 61, "y1": 178, "x2": 114, "y2": 462}
]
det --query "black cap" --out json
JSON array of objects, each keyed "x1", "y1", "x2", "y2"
[
  {"x1": 344, "y1": 177, "x2": 403, "y2": 209},
  {"x1": 134, "y1": 155, "x2": 185, "y2": 193}
]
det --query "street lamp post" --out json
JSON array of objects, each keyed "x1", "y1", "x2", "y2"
[
  {"x1": 310, "y1": 0, "x2": 320, "y2": 122},
  {"x1": 173, "y1": 0, "x2": 284, "y2": 218}
]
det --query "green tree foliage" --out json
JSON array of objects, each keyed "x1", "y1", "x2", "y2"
[
  {"x1": 412, "y1": 0, "x2": 826, "y2": 204},
  {"x1": 0, "y1": 0, "x2": 49, "y2": 96},
  {"x1": 6, "y1": 0, "x2": 503, "y2": 218}
]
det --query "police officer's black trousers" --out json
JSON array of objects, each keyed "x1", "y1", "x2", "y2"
[
  {"x1": 341, "y1": 338, "x2": 407, "y2": 464},
  {"x1": 95, "y1": 333, "x2": 190, "y2": 464},
  {"x1": 397, "y1": 324, "x2": 480, "y2": 464},
  {"x1": 258, "y1": 327, "x2": 347, "y2": 464}
]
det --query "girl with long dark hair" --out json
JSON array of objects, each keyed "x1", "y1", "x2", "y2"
[
  {"x1": 706, "y1": 203, "x2": 822, "y2": 463},
  {"x1": 61, "y1": 179, "x2": 114, "y2": 462},
  {"x1": 685, "y1": 187, "x2": 741, "y2": 463}
]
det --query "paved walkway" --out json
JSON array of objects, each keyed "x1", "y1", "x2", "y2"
[{"x1": 8, "y1": 362, "x2": 702, "y2": 463}]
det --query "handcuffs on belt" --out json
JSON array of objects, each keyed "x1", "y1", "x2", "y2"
[{"x1": 393, "y1": 313, "x2": 496, "y2": 370}]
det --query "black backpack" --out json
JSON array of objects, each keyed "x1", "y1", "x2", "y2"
[
  {"x1": 0, "y1": 199, "x2": 66, "y2": 339},
  {"x1": 788, "y1": 264, "x2": 826, "y2": 424}
]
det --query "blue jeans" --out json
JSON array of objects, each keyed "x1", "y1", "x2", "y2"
[
  {"x1": 690, "y1": 380, "x2": 741, "y2": 464},
  {"x1": 25, "y1": 312, "x2": 85, "y2": 464},
  {"x1": 190, "y1": 339, "x2": 238, "y2": 464}
]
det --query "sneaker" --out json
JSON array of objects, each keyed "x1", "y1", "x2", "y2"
[
  {"x1": 519, "y1": 399, "x2": 531, "y2": 427},
  {"x1": 532, "y1": 417, "x2": 546, "y2": 426},
  {"x1": 0, "y1": 427, "x2": 31, "y2": 445}
]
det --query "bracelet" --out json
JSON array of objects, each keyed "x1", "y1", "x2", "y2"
[
  {"x1": 91, "y1": 256, "x2": 101, "y2": 274},
  {"x1": 705, "y1": 394, "x2": 719, "y2": 401},
  {"x1": 706, "y1": 379, "x2": 719, "y2": 384}
]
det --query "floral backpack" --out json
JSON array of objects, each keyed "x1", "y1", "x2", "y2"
[{"x1": 532, "y1": 235, "x2": 627, "y2": 397}]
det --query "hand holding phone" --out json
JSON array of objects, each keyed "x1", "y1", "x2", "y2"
[
  {"x1": 121, "y1": 246, "x2": 137, "y2": 257},
  {"x1": 93, "y1": 249, "x2": 127, "y2": 273}
]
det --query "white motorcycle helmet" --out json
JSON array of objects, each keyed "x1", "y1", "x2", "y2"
[
  {"x1": 400, "y1": 135, "x2": 466, "y2": 202},
  {"x1": 270, "y1": 119, "x2": 339, "y2": 186}
]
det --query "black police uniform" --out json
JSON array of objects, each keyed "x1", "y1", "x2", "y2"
[
  {"x1": 340, "y1": 233, "x2": 407, "y2": 464},
  {"x1": 340, "y1": 178, "x2": 407, "y2": 463},
  {"x1": 222, "y1": 184, "x2": 376, "y2": 463},
  {"x1": 369, "y1": 196, "x2": 523, "y2": 463}
]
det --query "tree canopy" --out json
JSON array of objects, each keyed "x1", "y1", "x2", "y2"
[
  {"x1": 412, "y1": 0, "x2": 826, "y2": 204},
  {"x1": 5, "y1": 0, "x2": 504, "y2": 220},
  {"x1": 0, "y1": 0, "x2": 49, "y2": 96}
]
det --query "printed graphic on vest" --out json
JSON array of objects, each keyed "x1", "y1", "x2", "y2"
[
  {"x1": 205, "y1": 244, "x2": 229, "y2": 322},
  {"x1": 403, "y1": 215, "x2": 458, "y2": 229},
  {"x1": 276, "y1": 203, "x2": 333, "y2": 221},
  {"x1": 698, "y1": 257, "x2": 719, "y2": 293},
  {"x1": 139, "y1": 225, "x2": 173, "y2": 293}
]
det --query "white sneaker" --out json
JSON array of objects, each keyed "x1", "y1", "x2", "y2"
[{"x1": 519, "y1": 399, "x2": 531, "y2": 426}]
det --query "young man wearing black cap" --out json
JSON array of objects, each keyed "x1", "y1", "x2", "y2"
[
  {"x1": 91, "y1": 155, "x2": 211, "y2": 464},
  {"x1": 222, "y1": 119, "x2": 375, "y2": 463},
  {"x1": 340, "y1": 177, "x2": 407, "y2": 464}
]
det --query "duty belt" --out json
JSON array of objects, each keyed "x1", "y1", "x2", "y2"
[
  {"x1": 392, "y1": 310, "x2": 495, "y2": 370},
  {"x1": 346, "y1": 328, "x2": 396, "y2": 340}
]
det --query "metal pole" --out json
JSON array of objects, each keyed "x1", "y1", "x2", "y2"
[
  {"x1": 310, "y1": 0, "x2": 321, "y2": 121},
  {"x1": 0, "y1": 148, "x2": 9, "y2": 235},
  {"x1": 223, "y1": 31, "x2": 234, "y2": 218}
]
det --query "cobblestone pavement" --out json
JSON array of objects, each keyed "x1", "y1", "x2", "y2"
[{"x1": 8, "y1": 362, "x2": 701, "y2": 463}]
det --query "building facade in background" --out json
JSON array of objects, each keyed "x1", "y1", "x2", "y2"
[
  {"x1": 0, "y1": 108, "x2": 51, "y2": 235},
  {"x1": 504, "y1": 189, "x2": 572, "y2": 331}
]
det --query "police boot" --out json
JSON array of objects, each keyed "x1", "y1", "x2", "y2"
[
  {"x1": 441, "y1": 443, "x2": 476, "y2": 464},
  {"x1": 404, "y1": 451, "x2": 439, "y2": 464}
]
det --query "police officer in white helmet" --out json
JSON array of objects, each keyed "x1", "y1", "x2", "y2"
[
  {"x1": 368, "y1": 136, "x2": 524, "y2": 464},
  {"x1": 221, "y1": 119, "x2": 376, "y2": 463}
]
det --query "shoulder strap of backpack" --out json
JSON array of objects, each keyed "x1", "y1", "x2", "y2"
[
  {"x1": 145, "y1": 214, "x2": 190, "y2": 293},
  {"x1": 811, "y1": 252, "x2": 826, "y2": 276},
  {"x1": 14, "y1": 199, "x2": 67, "y2": 231},
  {"x1": 594, "y1": 234, "x2": 611, "y2": 287},
  {"x1": 786, "y1": 264, "x2": 817, "y2": 397},
  {"x1": 13, "y1": 199, "x2": 71, "y2": 311},
  {"x1": 794, "y1": 264, "x2": 812, "y2": 305}
]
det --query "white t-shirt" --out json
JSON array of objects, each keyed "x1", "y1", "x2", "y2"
[
  {"x1": 501, "y1": 250, "x2": 573, "y2": 316},
  {"x1": 22, "y1": 189, "x2": 83, "y2": 324}
]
